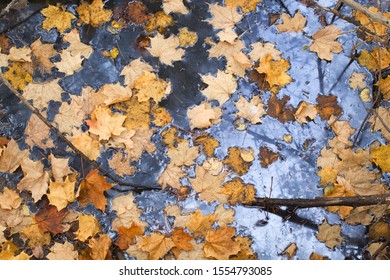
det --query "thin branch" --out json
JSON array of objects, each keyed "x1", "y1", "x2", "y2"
[
  {"x1": 0, "y1": 72, "x2": 159, "y2": 192},
  {"x1": 341, "y1": 0, "x2": 390, "y2": 28},
  {"x1": 250, "y1": 194, "x2": 390, "y2": 208}
]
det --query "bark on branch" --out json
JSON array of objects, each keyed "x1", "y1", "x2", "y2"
[
  {"x1": 341, "y1": 0, "x2": 390, "y2": 28},
  {"x1": 250, "y1": 194, "x2": 390, "y2": 208}
]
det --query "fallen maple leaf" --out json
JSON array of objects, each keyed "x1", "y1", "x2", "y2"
[
  {"x1": 47, "y1": 177, "x2": 77, "y2": 211},
  {"x1": 0, "y1": 139, "x2": 28, "y2": 173},
  {"x1": 348, "y1": 72, "x2": 366, "y2": 90},
  {"x1": 220, "y1": 178, "x2": 256, "y2": 205},
  {"x1": 0, "y1": 188, "x2": 22, "y2": 210},
  {"x1": 276, "y1": 12, "x2": 306, "y2": 32},
  {"x1": 89, "y1": 234, "x2": 112, "y2": 260},
  {"x1": 316, "y1": 94, "x2": 343, "y2": 120},
  {"x1": 203, "y1": 226, "x2": 240, "y2": 260},
  {"x1": 78, "y1": 169, "x2": 114, "y2": 211},
  {"x1": 139, "y1": 232, "x2": 175, "y2": 260},
  {"x1": 47, "y1": 241, "x2": 78, "y2": 260},
  {"x1": 120, "y1": 58, "x2": 153, "y2": 88},
  {"x1": 214, "y1": 204, "x2": 235, "y2": 227},
  {"x1": 316, "y1": 219, "x2": 343, "y2": 249},
  {"x1": 152, "y1": 106, "x2": 172, "y2": 127},
  {"x1": 75, "y1": 213, "x2": 101, "y2": 242},
  {"x1": 201, "y1": 70, "x2": 237, "y2": 104},
  {"x1": 126, "y1": 127, "x2": 156, "y2": 160},
  {"x1": 145, "y1": 11, "x2": 173, "y2": 33},
  {"x1": 369, "y1": 107, "x2": 390, "y2": 141},
  {"x1": 294, "y1": 101, "x2": 317, "y2": 124},
  {"x1": 23, "y1": 79, "x2": 63, "y2": 111},
  {"x1": 208, "y1": 39, "x2": 245, "y2": 59},
  {"x1": 55, "y1": 101, "x2": 86, "y2": 134},
  {"x1": 115, "y1": 223, "x2": 144, "y2": 250},
  {"x1": 354, "y1": 7, "x2": 390, "y2": 37},
  {"x1": 76, "y1": 0, "x2": 112, "y2": 27},
  {"x1": 178, "y1": 28, "x2": 198, "y2": 47},
  {"x1": 371, "y1": 145, "x2": 390, "y2": 173},
  {"x1": 30, "y1": 39, "x2": 57, "y2": 72},
  {"x1": 281, "y1": 243, "x2": 297, "y2": 259},
  {"x1": 163, "y1": 0, "x2": 189, "y2": 15},
  {"x1": 186, "y1": 209, "x2": 216, "y2": 238},
  {"x1": 235, "y1": 95, "x2": 266, "y2": 124},
  {"x1": 49, "y1": 154, "x2": 73, "y2": 183},
  {"x1": 203, "y1": 157, "x2": 224, "y2": 176},
  {"x1": 147, "y1": 33, "x2": 184, "y2": 66},
  {"x1": 171, "y1": 227, "x2": 193, "y2": 257},
  {"x1": 54, "y1": 50, "x2": 83, "y2": 75},
  {"x1": 248, "y1": 42, "x2": 281, "y2": 62},
  {"x1": 86, "y1": 106, "x2": 126, "y2": 141},
  {"x1": 223, "y1": 147, "x2": 253, "y2": 175},
  {"x1": 133, "y1": 71, "x2": 171, "y2": 102},
  {"x1": 167, "y1": 140, "x2": 199, "y2": 167},
  {"x1": 63, "y1": 29, "x2": 94, "y2": 59},
  {"x1": 24, "y1": 115, "x2": 53, "y2": 149},
  {"x1": 70, "y1": 131, "x2": 101, "y2": 161},
  {"x1": 17, "y1": 158, "x2": 50, "y2": 202},
  {"x1": 35, "y1": 205, "x2": 68, "y2": 235},
  {"x1": 358, "y1": 47, "x2": 390, "y2": 71},
  {"x1": 225, "y1": 0, "x2": 262, "y2": 13},
  {"x1": 187, "y1": 102, "x2": 222, "y2": 129},
  {"x1": 111, "y1": 193, "x2": 146, "y2": 231},
  {"x1": 3, "y1": 62, "x2": 32, "y2": 90},
  {"x1": 309, "y1": 25, "x2": 343, "y2": 61},
  {"x1": 41, "y1": 5, "x2": 75, "y2": 34},
  {"x1": 227, "y1": 52, "x2": 252, "y2": 77},
  {"x1": 158, "y1": 162, "x2": 185, "y2": 190},
  {"x1": 207, "y1": 4, "x2": 242, "y2": 30},
  {"x1": 256, "y1": 53, "x2": 292, "y2": 88},
  {"x1": 108, "y1": 152, "x2": 136, "y2": 177}
]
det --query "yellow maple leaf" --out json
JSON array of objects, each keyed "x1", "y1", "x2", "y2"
[
  {"x1": 152, "y1": 106, "x2": 172, "y2": 127},
  {"x1": 348, "y1": 72, "x2": 366, "y2": 90},
  {"x1": 147, "y1": 33, "x2": 185, "y2": 66},
  {"x1": 47, "y1": 177, "x2": 77, "y2": 211},
  {"x1": 309, "y1": 25, "x2": 343, "y2": 61},
  {"x1": 186, "y1": 209, "x2": 216, "y2": 238},
  {"x1": 133, "y1": 71, "x2": 171, "y2": 102},
  {"x1": 76, "y1": 0, "x2": 112, "y2": 27},
  {"x1": 276, "y1": 12, "x2": 306, "y2": 32},
  {"x1": 75, "y1": 213, "x2": 101, "y2": 242},
  {"x1": 225, "y1": 0, "x2": 262, "y2": 13},
  {"x1": 220, "y1": 178, "x2": 256, "y2": 205},
  {"x1": 189, "y1": 165, "x2": 228, "y2": 203},
  {"x1": 256, "y1": 53, "x2": 292, "y2": 88},
  {"x1": 102, "y1": 47, "x2": 118, "y2": 59},
  {"x1": 354, "y1": 7, "x2": 390, "y2": 37},
  {"x1": 187, "y1": 102, "x2": 222, "y2": 129},
  {"x1": 41, "y1": 5, "x2": 75, "y2": 34},
  {"x1": 178, "y1": 28, "x2": 198, "y2": 47},
  {"x1": 294, "y1": 101, "x2": 317, "y2": 124},
  {"x1": 201, "y1": 70, "x2": 237, "y2": 104},
  {"x1": 231, "y1": 236, "x2": 257, "y2": 260},
  {"x1": 139, "y1": 232, "x2": 175, "y2": 260},
  {"x1": 223, "y1": 147, "x2": 253, "y2": 175},
  {"x1": 120, "y1": 58, "x2": 153, "y2": 88},
  {"x1": 145, "y1": 11, "x2": 174, "y2": 33},
  {"x1": 86, "y1": 106, "x2": 126, "y2": 141},
  {"x1": 371, "y1": 145, "x2": 390, "y2": 173},
  {"x1": 203, "y1": 226, "x2": 240, "y2": 260},
  {"x1": 89, "y1": 234, "x2": 112, "y2": 260},
  {"x1": 207, "y1": 4, "x2": 242, "y2": 30},
  {"x1": 70, "y1": 131, "x2": 101, "y2": 161},
  {"x1": 167, "y1": 140, "x2": 199, "y2": 167},
  {"x1": 358, "y1": 47, "x2": 390, "y2": 71},
  {"x1": 158, "y1": 162, "x2": 185, "y2": 190},
  {"x1": 4, "y1": 62, "x2": 32, "y2": 90},
  {"x1": 194, "y1": 134, "x2": 220, "y2": 157}
]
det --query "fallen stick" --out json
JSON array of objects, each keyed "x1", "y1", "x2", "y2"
[{"x1": 342, "y1": 0, "x2": 390, "y2": 28}]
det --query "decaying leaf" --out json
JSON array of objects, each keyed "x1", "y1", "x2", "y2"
[
  {"x1": 223, "y1": 147, "x2": 254, "y2": 175},
  {"x1": 220, "y1": 178, "x2": 256, "y2": 205},
  {"x1": 194, "y1": 134, "x2": 220, "y2": 157},
  {"x1": 316, "y1": 94, "x2": 343, "y2": 120}
]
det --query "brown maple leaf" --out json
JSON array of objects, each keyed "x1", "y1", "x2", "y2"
[
  {"x1": 185, "y1": 209, "x2": 216, "y2": 238},
  {"x1": 78, "y1": 169, "x2": 114, "y2": 211},
  {"x1": 115, "y1": 223, "x2": 144, "y2": 250},
  {"x1": 267, "y1": 95, "x2": 296, "y2": 123},
  {"x1": 0, "y1": 139, "x2": 29, "y2": 173},
  {"x1": 275, "y1": 12, "x2": 306, "y2": 32},
  {"x1": 203, "y1": 226, "x2": 240, "y2": 260},
  {"x1": 138, "y1": 232, "x2": 175, "y2": 260},
  {"x1": 259, "y1": 146, "x2": 279, "y2": 168},
  {"x1": 316, "y1": 219, "x2": 343, "y2": 249},
  {"x1": 35, "y1": 205, "x2": 68, "y2": 235},
  {"x1": 309, "y1": 25, "x2": 343, "y2": 61},
  {"x1": 316, "y1": 94, "x2": 343, "y2": 121}
]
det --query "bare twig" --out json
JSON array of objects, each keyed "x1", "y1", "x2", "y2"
[
  {"x1": 341, "y1": 0, "x2": 390, "y2": 28},
  {"x1": 250, "y1": 194, "x2": 390, "y2": 208}
]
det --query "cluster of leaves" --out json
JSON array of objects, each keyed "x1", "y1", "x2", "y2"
[{"x1": 0, "y1": 0, "x2": 389, "y2": 259}]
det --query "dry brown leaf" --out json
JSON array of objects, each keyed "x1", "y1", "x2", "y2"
[
  {"x1": 235, "y1": 95, "x2": 266, "y2": 124},
  {"x1": 309, "y1": 25, "x2": 343, "y2": 61},
  {"x1": 163, "y1": 0, "x2": 189, "y2": 15},
  {"x1": 111, "y1": 193, "x2": 146, "y2": 231},
  {"x1": 139, "y1": 232, "x2": 175, "y2": 260},
  {"x1": 49, "y1": 154, "x2": 72, "y2": 183},
  {"x1": 147, "y1": 33, "x2": 184, "y2": 66},
  {"x1": 187, "y1": 102, "x2": 222, "y2": 129},
  {"x1": 294, "y1": 101, "x2": 317, "y2": 124},
  {"x1": 115, "y1": 223, "x2": 144, "y2": 250},
  {"x1": 324, "y1": 177, "x2": 356, "y2": 219},
  {"x1": 281, "y1": 242, "x2": 297, "y2": 259},
  {"x1": 225, "y1": 0, "x2": 262, "y2": 13},
  {"x1": 194, "y1": 134, "x2": 220, "y2": 157},
  {"x1": 0, "y1": 139, "x2": 29, "y2": 173},
  {"x1": 190, "y1": 165, "x2": 228, "y2": 203},
  {"x1": 249, "y1": 42, "x2": 281, "y2": 62},
  {"x1": 24, "y1": 115, "x2": 53, "y2": 149},
  {"x1": 88, "y1": 234, "x2": 112, "y2": 260},
  {"x1": 35, "y1": 205, "x2": 68, "y2": 235},
  {"x1": 369, "y1": 107, "x2": 390, "y2": 141},
  {"x1": 86, "y1": 106, "x2": 126, "y2": 141},
  {"x1": 77, "y1": 0, "x2": 112, "y2": 27},
  {"x1": 47, "y1": 177, "x2": 77, "y2": 211},
  {"x1": 30, "y1": 39, "x2": 57, "y2": 71},
  {"x1": 214, "y1": 204, "x2": 235, "y2": 226},
  {"x1": 220, "y1": 178, "x2": 256, "y2": 205},
  {"x1": 276, "y1": 12, "x2": 306, "y2": 32},
  {"x1": 17, "y1": 158, "x2": 50, "y2": 202},
  {"x1": 223, "y1": 147, "x2": 253, "y2": 175},
  {"x1": 108, "y1": 152, "x2": 136, "y2": 177},
  {"x1": 231, "y1": 236, "x2": 256, "y2": 260},
  {"x1": 165, "y1": 204, "x2": 190, "y2": 228},
  {"x1": 171, "y1": 228, "x2": 193, "y2": 256},
  {"x1": 47, "y1": 241, "x2": 78, "y2": 260},
  {"x1": 316, "y1": 219, "x2": 343, "y2": 249},
  {"x1": 158, "y1": 163, "x2": 185, "y2": 190},
  {"x1": 167, "y1": 140, "x2": 199, "y2": 167},
  {"x1": 133, "y1": 71, "x2": 171, "y2": 103},
  {"x1": 204, "y1": 226, "x2": 240, "y2": 260},
  {"x1": 54, "y1": 50, "x2": 83, "y2": 75},
  {"x1": 0, "y1": 188, "x2": 22, "y2": 210},
  {"x1": 70, "y1": 131, "x2": 101, "y2": 161},
  {"x1": 152, "y1": 106, "x2": 172, "y2": 127},
  {"x1": 186, "y1": 209, "x2": 216, "y2": 238},
  {"x1": 78, "y1": 169, "x2": 114, "y2": 211},
  {"x1": 354, "y1": 7, "x2": 390, "y2": 37},
  {"x1": 316, "y1": 94, "x2": 343, "y2": 121},
  {"x1": 348, "y1": 72, "x2": 366, "y2": 90},
  {"x1": 207, "y1": 4, "x2": 242, "y2": 30},
  {"x1": 120, "y1": 58, "x2": 153, "y2": 88},
  {"x1": 41, "y1": 5, "x2": 75, "y2": 34}
]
